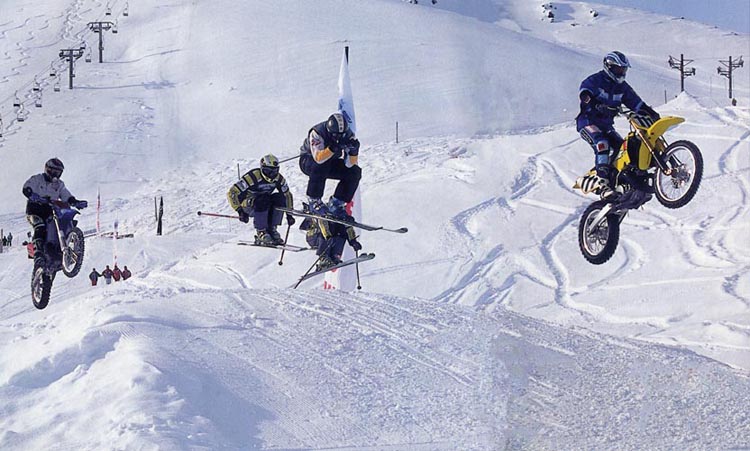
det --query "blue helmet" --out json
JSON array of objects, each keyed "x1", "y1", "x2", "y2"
[{"x1": 603, "y1": 51, "x2": 630, "y2": 83}]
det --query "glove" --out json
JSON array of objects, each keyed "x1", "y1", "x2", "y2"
[
  {"x1": 286, "y1": 213, "x2": 296, "y2": 226},
  {"x1": 73, "y1": 199, "x2": 88, "y2": 209},
  {"x1": 29, "y1": 193, "x2": 45, "y2": 204},
  {"x1": 238, "y1": 210, "x2": 250, "y2": 223},
  {"x1": 638, "y1": 104, "x2": 660, "y2": 121},
  {"x1": 594, "y1": 103, "x2": 617, "y2": 114},
  {"x1": 349, "y1": 239, "x2": 362, "y2": 252},
  {"x1": 346, "y1": 139, "x2": 360, "y2": 156}
]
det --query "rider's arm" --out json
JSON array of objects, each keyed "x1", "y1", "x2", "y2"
[
  {"x1": 309, "y1": 129, "x2": 339, "y2": 164},
  {"x1": 276, "y1": 175, "x2": 294, "y2": 209},
  {"x1": 621, "y1": 82, "x2": 645, "y2": 112},
  {"x1": 342, "y1": 131, "x2": 360, "y2": 166}
]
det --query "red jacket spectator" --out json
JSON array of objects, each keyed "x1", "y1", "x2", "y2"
[
  {"x1": 113, "y1": 265, "x2": 122, "y2": 282},
  {"x1": 121, "y1": 266, "x2": 132, "y2": 280}
]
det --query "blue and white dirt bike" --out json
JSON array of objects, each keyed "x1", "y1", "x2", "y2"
[{"x1": 31, "y1": 200, "x2": 85, "y2": 309}]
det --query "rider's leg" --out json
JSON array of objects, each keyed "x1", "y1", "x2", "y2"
[{"x1": 26, "y1": 214, "x2": 46, "y2": 265}]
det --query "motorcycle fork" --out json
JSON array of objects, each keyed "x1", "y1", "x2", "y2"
[
  {"x1": 52, "y1": 212, "x2": 68, "y2": 261},
  {"x1": 589, "y1": 203, "x2": 627, "y2": 231},
  {"x1": 632, "y1": 126, "x2": 671, "y2": 174}
]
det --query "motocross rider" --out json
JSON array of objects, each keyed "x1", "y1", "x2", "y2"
[
  {"x1": 577, "y1": 51, "x2": 661, "y2": 193},
  {"x1": 22, "y1": 158, "x2": 88, "y2": 267}
]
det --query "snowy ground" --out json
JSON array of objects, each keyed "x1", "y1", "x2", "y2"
[{"x1": 0, "y1": 0, "x2": 749, "y2": 449}]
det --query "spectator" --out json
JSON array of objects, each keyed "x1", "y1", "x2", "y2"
[
  {"x1": 102, "y1": 265, "x2": 113, "y2": 285},
  {"x1": 89, "y1": 268, "x2": 101, "y2": 286},
  {"x1": 6, "y1": 232, "x2": 11, "y2": 247},
  {"x1": 121, "y1": 266, "x2": 132, "y2": 281},
  {"x1": 113, "y1": 265, "x2": 122, "y2": 282},
  {"x1": 1, "y1": 236, "x2": 6, "y2": 247}
]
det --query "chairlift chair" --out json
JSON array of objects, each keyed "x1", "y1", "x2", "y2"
[{"x1": 123, "y1": 4, "x2": 129, "y2": 16}]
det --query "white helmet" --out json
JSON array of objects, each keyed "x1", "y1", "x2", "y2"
[{"x1": 603, "y1": 51, "x2": 630, "y2": 84}]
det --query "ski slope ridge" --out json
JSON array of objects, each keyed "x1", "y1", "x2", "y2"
[{"x1": 1, "y1": 263, "x2": 748, "y2": 449}]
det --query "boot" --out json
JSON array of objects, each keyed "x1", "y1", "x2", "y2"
[
  {"x1": 254, "y1": 230, "x2": 276, "y2": 246},
  {"x1": 33, "y1": 239, "x2": 46, "y2": 268},
  {"x1": 308, "y1": 197, "x2": 329, "y2": 216},
  {"x1": 316, "y1": 255, "x2": 341, "y2": 271},
  {"x1": 326, "y1": 197, "x2": 347, "y2": 219},
  {"x1": 268, "y1": 227, "x2": 284, "y2": 245}
]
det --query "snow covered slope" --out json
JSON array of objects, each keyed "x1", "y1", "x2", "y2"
[{"x1": 0, "y1": 0, "x2": 749, "y2": 449}]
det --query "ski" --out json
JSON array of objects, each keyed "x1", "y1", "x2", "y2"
[
  {"x1": 236, "y1": 241, "x2": 313, "y2": 252},
  {"x1": 278, "y1": 207, "x2": 408, "y2": 233},
  {"x1": 295, "y1": 253, "x2": 376, "y2": 286}
]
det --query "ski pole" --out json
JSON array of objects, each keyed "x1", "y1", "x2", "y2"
[
  {"x1": 278, "y1": 223, "x2": 291, "y2": 266},
  {"x1": 294, "y1": 253, "x2": 325, "y2": 289},
  {"x1": 355, "y1": 249, "x2": 362, "y2": 290},
  {"x1": 293, "y1": 240, "x2": 333, "y2": 289},
  {"x1": 197, "y1": 211, "x2": 239, "y2": 220},
  {"x1": 279, "y1": 154, "x2": 301, "y2": 164}
]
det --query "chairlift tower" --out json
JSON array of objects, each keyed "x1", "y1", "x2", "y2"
[
  {"x1": 59, "y1": 47, "x2": 86, "y2": 89},
  {"x1": 87, "y1": 21, "x2": 117, "y2": 63},
  {"x1": 668, "y1": 54, "x2": 696, "y2": 92},
  {"x1": 717, "y1": 56, "x2": 744, "y2": 100}
]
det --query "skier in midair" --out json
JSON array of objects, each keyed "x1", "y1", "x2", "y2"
[
  {"x1": 22, "y1": 158, "x2": 87, "y2": 267},
  {"x1": 299, "y1": 199, "x2": 362, "y2": 270},
  {"x1": 577, "y1": 51, "x2": 660, "y2": 192},
  {"x1": 227, "y1": 154, "x2": 295, "y2": 246},
  {"x1": 299, "y1": 112, "x2": 361, "y2": 218}
]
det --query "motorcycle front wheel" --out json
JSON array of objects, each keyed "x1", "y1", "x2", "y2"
[
  {"x1": 31, "y1": 265, "x2": 53, "y2": 309},
  {"x1": 62, "y1": 227, "x2": 85, "y2": 277},
  {"x1": 578, "y1": 200, "x2": 620, "y2": 265},
  {"x1": 654, "y1": 140, "x2": 703, "y2": 209}
]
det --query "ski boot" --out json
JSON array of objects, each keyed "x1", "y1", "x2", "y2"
[
  {"x1": 326, "y1": 197, "x2": 347, "y2": 219},
  {"x1": 254, "y1": 230, "x2": 276, "y2": 246},
  {"x1": 316, "y1": 255, "x2": 341, "y2": 271},
  {"x1": 308, "y1": 197, "x2": 329, "y2": 216},
  {"x1": 268, "y1": 227, "x2": 284, "y2": 245}
]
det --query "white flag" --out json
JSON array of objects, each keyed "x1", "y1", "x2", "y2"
[{"x1": 325, "y1": 47, "x2": 361, "y2": 291}]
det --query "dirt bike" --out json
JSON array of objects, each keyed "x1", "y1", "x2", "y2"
[
  {"x1": 31, "y1": 200, "x2": 86, "y2": 309},
  {"x1": 573, "y1": 109, "x2": 703, "y2": 264}
]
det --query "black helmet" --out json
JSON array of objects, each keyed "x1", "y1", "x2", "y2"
[
  {"x1": 44, "y1": 158, "x2": 64, "y2": 180},
  {"x1": 603, "y1": 51, "x2": 630, "y2": 84},
  {"x1": 259, "y1": 153, "x2": 280, "y2": 182},
  {"x1": 325, "y1": 112, "x2": 348, "y2": 136}
]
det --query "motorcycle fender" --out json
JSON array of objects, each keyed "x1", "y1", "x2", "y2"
[
  {"x1": 646, "y1": 116, "x2": 684, "y2": 147},
  {"x1": 590, "y1": 203, "x2": 614, "y2": 230}
]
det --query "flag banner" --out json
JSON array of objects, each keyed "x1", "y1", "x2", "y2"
[{"x1": 325, "y1": 47, "x2": 361, "y2": 291}]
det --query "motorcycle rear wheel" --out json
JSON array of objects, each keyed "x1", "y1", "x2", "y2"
[
  {"x1": 579, "y1": 200, "x2": 620, "y2": 265},
  {"x1": 31, "y1": 265, "x2": 53, "y2": 309},
  {"x1": 654, "y1": 140, "x2": 703, "y2": 209},
  {"x1": 62, "y1": 227, "x2": 85, "y2": 277}
]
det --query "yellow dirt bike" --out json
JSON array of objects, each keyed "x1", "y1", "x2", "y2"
[{"x1": 573, "y1": 109, "x2": 703, "y2": 264}]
